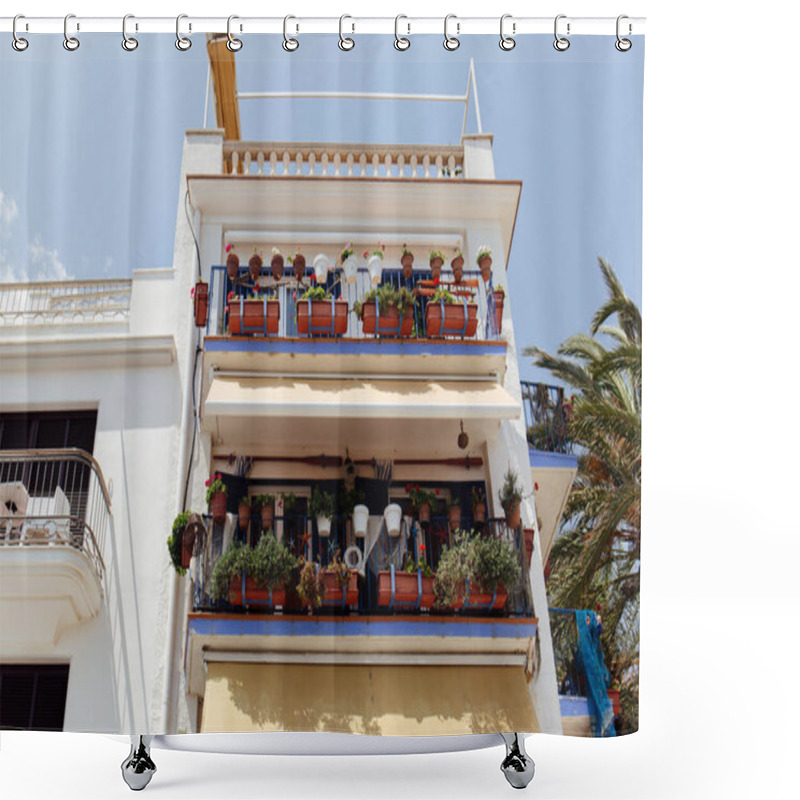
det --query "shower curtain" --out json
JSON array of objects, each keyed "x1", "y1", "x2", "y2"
[{"x1": 0, "y1": 27, "x2": 643, "y2": 740}]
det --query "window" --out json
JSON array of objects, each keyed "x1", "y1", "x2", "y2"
[
  {"x1": 0, "y1": 410, "x2": 97, "y2": 453},
  {"x1": 0, "y1": 664, "x2": 70, "y2": 731}
]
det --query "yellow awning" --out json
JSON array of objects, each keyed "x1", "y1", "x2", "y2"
[
  {"x1": 204, "y1": 376, "x2": 520, "y2": 421},
  {"x1": 200, "y1": 662, "x2": 538, "y2": 736}
]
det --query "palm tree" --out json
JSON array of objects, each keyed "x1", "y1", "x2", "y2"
[{"x1": 524, "y1": 258, "x2": 641, "y2": 734}]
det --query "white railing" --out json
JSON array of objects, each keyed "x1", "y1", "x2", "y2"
[
  {"x1": 0, "y1": 279, "x2": 132, "y2": 327},
  {"x1": 223, "y1": 141, "x2": 464, "y2": 179}
]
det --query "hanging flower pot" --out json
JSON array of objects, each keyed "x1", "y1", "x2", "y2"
[
  {"x1": 429, "y1": 250, "x2": 445, "y2": 273},
  {"x1": 296, "y1": 298, "x2": 349, "y2": 335},
  {"x1": 226, "y1": 251, "x2": 240, "y2": 281},
  {"x1": 451, "y1": 254, "x2": 465, "y2": 274},
  {"x1": 228, "y1": 297, "x2": 280, "y2": 335},
  {"x1": 384, "y1": 503, "x2": 403, "y2": 537},
  {"x1": 401, "y1": 249, "x2": 414, "y2": 270},
  {"x1": 342, "y1": 254, "x2": 358, "y2": 284},
  {"x1": 473, "y1": 501, "x2": 486, "y2": 524},
  {"x1": 292, "y1": 253, "x2": 306, "y2": 281},
  {"x1": 316, "y1": 515, "x2": 332, "y2": 538},
  {"x1": 270, "y1": 251, "x2": 284, "y2": 280},
  {"x1": 352, "y1": 504, "x2": 369, "y2": 537},
  {"x1": 249, "y1": 253, "x2": 263, "y2": 282},
  {"x1": 418, "y1": 501, "x2": 431, "y2": 524},
  {"x1": 504, "y1": 499, "x2": 521, "y2": 529},
  {"x1": 448, "y1": 505, "x2": 462, "y2": 529},
  {"x1": 210, "y1": 491, "x2": 227, "y2": 524},
  {"x1": 313, "y1": 254, "x2": 329, "y2": 283},
  {"x1": 193, "y1": 281, "x2": 209, "y2": 328},
  {"x1": 424, "y1": 298, "x2": 478, "y2": 338},
  {"x1": 367, "y1": 253, "x2": 384, "y2": 285},
  {"x1": 261, "y1": 502, "x2": 275, "y2": 531},
  {"x1": 478, "y1": 249, "x2": 493, "y2": 282},
  {"x1": 238, "y1": 500, "x2": 251, "y2": 531}
]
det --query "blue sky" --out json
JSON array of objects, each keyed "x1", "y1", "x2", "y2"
[{"x1": 0, "y1": 34, "x2": 643, "y2": 382}]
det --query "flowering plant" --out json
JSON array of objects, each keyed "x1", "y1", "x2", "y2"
[
  {"x1": 271, "y1": 246, "x2": 281, "y2": 257},
  {"x1": 225, "y1": 243, "x2": 235, "y2": 254},
  {"x1": 205, "y1": 473, "x2": 227, "y2": 504},
  {"x1": 300, "y1": 286, "x2": 333, "y2": 302},
  {"x1": 476, "y1": 245, "x2": 493, "y2": 264},
  {"x1": 340, "y1": 241, "x2": 354, "y2": 262},
  {"x1": 470, "y1": 485, "x2": 486, "y2": 507},
  {"x1": 494, "y1": 284, "x2": 505, "y2": 295},
  {"x1": 364, "y1": 243, "x2": 385, "y2": 260},
  {"x1": 190, "y1": 277, "x2": 206, "y2": 299},
  {"x1": 324, "y1": 549, "x2": 352, "y2": 589},
  {"x1": 429, "y1": 249, "x2": 445, "y2": 263},
  {"x1": 430, "y1": 286, "x2": 457, "y2": 304},
  {"x1": 406, "y1": 484, "x2": 438, "y2": 510}
]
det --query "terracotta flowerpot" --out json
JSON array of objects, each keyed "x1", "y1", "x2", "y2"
[
  {"x1": 492, "y1": 290, "x2": 505, "y2": 332},
  {"x1": 417, "y1": 501, "x2": 431, "y2": 524},
  {"x1": 210, "y1": 491, "x2": 227, "y2": 524},
  {"x1": 228, "y1": 298, "x2": 280, "y2": 336},
  {"x1": 229, "y1": 576, "x2": 286, "y2": 608},
  {"x1": 430, "y1": 257, "x2": 444, "y2": 272},
  {"x1": 226, "y1": 252, "x2": 240, "y2": 281},
  {"x1": 448, "y1": 506, "x2": 462, "y2": 529},
  {"x1": 296, "y1": 299, "x2": 349, "y2": 336},
  {"x1": 361, "y1": 303, "x2": 414, "y2": 337},
  {"x1": 377, "y1": 569, "x2": 435, "y2": 609},
  {"x1": 249, "y1": 254, "x2": 263, "y2": 282},
  {"x1": 424, "y1": 301, "x2": 478, "y2": 338},
  {"x1": 238, "y1": 501, "x2": 251, "y2": 531},
  {"x1": 193, "y1": 282, "x2": 209, "y2": 327},
  {"x1": 523, "y1": 528, "x2": 534, "y2": 566},
  {"x1": 180, "y1": 528, "x2": 194, "y2": 569},
  {"x1": 320, "y1": 570, "x2": 359, "y2": 608},
  {"x1": 260, "y1": 503, "x2": 275, "y2": 531},
  {"x1": 504, "y1": 500, "x2": 521, "y2": 530},
  {"x1": 473, "y1": 501, "x2": 486, "y2": 524},
  {"x1": 479, "y1": 256, "x2": 493, "y2": 282},
  {"x1": 607, "y1": 689, "x2": 621, "y2": 717},
  {"x1": 401, "y1": 253, "x2": 414, "y2": 269},
  {"x1": 292, "y1": 253, "x2": 306, "y2": 281},
  {"x1": 271, "y1": 254, "x2": 284, "y2": 280},
  {"x1": 451, "y1": 256, "x2": 464, "y2": 273}
]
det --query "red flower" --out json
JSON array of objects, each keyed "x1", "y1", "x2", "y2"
[
  {"x1": 216, "y1": 473, "x2": 221, "y2": 479},
  {"x1": 228, "y1": 291, "x2": 234, "y2": 300},
  {"x1": 434, "y1": 488, "x2": 440, "y2": 496},
  {"x1": 363, "y1": 251, "x2": 369, "y2": 259},
  {"x1": 419, "y1": 543, "x2": 426, "y2": 552},
  {"x1": 433, "y1": 276, "x2": 440, "y2": 286},
  {"x1": 534, "y1": 482, "x2": 539, "y2": 491},
  {"x1": 310, "y1": 274, "x2": 316, "y2": 282},
  {"x1": 205, "y1": 479, "x2": 211, "y2": 486}
]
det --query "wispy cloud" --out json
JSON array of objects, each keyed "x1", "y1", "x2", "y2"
[
  {"x1": 0, "y1": 190, "x2": 18, "y2": 230},
  {"x1": 27, "y1": 235, "x2": 69, "y2": 282}
]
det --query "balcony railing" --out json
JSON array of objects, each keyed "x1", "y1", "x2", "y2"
[
  {"x1": 0, "y1": 448, "x2": 111, "y2": 586},
  {"x1": 223, "y1": 141, "x2": 464, "y2": 179},
  {"x1": 206, "y1": 264, "x2": 502, "y2": 342},
  {"x1": 0, "y1": 279, "x2": 132, "y2": 327},
  {"x1": 521, "y1": 381, "x2": 573, "y2": 454}
]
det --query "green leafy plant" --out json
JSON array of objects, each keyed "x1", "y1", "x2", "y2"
[
  {"x1": 300, "y1": 285, "x2": 333, "y2": 302},
  {"x1": 251, "y1": 493, "x2": 274, "y2": 511},
  {"x1": 282, "y1": 492, "x2": 297, "y2": 512},
  {"x1": 433, "y1": 530, "x2": 472, "y2": 607},
  {"x1": 249, "y1": 532, "x2": 297, "y2": 591},
  {"x1": 494, "y1": 284, "x2": 505, "y2": 295},
  {"x1": 476, "y1": 245, "x2": 493, "y2": 264},
  {"x1": 353, "y1": 284, "x2": 415, "y2": 319},
  {"x1": 469, "y1": 534, "x2": 520, "y2": 594},
  {"x1": 401, "y1": 244, "x2": 414, "y2": 258},
  {"x1": 209, "y1": 539, "x2": 251, "y2": 602},
  {"x1": 403, "y1": 553, "x2": 433, "y2": 578},
  {"x1": 471, "y1": 486, "x2": 486, "y2": 507},
  {"x1": 341, "y1": 488, "x2": 366, "y2": 518},
  {"x1": 297, "y1": 558, "x2": 326, "y2": 610},
  {"x1": 205, "y1": 473, "x2": 227, "y2": 504},
  {"x1": 309, "y1": 487, "x2": 335, "y2": 519},
  {"x1": 429, "y1": 249, "x2": 445, "y2": 263},
  {"x1": 324, "y1": 549, "x2": 352, "y2": 590},
  {"x1": 167, "y1": 511, "x2": 190, "y2": 575},
  {"x1": 429, "y1": 286, "x2": 457, "y2": 304},
  {"x1": 406, "y1": 484, "x2": 438, "y2": 511},
  {"x1": 499, "y1": 467, "x2": 523, "y2": 512}
]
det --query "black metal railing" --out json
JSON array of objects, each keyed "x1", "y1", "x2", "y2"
[
  {"x1": 521, "y1": 381, "x2": 572, "y2": 454},
  {"x1": 0, "y1": 448, "x2": 111, "y2": 585}
]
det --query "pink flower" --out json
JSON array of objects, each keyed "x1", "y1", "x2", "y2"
[
  {"x1": 226, "y1": 244, "x2": 232, "y2": 253},
  {"x1": 190, "y1": 287, "x2": 195, "y2": 298}
]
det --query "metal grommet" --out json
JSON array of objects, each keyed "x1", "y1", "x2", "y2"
[
  {"x1": 63, "y1": 13, "x2": 80, "y2": 51},
  {"x1": 499, "y1": 14, "x2": 515, "y2": 51},
  {"x1": 443, "y1": 14, "x2": 460, "y2": 51},
  {"x1": 227, "y1": 15, "x2": 243, "y2": 52},
  {"x1": 339, "y1": 15, "x2": 354, "y2": 51},
  {"x1": 394, "y1": 15, "x2": 410, "y2": 51},
  {"x1": 283, "y1": 15, "x2": 299, "y2": 51},
  {"x1": 176, "y1": 14, "x2": 192, "y2": 51},
  {"x1": 615, "y1": 14, "x2": 632, "y2": 51},
  {"x1": 553, "y1": 14, "x2": 570, "y2": 51},
  {"x1": 122, "y1": 14, "x2": 138, "y2": 51},
  {"x1": 12, "y1": 15, "x2": 29, "y2": 51}
]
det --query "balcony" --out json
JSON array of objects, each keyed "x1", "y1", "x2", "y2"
[{"x1": 0, "y1": 449, "x2": 111, "y2": 646}]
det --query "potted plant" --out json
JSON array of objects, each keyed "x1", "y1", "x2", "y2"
[
  {"x1": 225, "y1": 244, "x2": 239, "y2": 281},
  {"x1": 192, "y1": 279, "x2": 209, "y2": 328},
  {"x1": 296, "y1": 557, "x2": 326, "y2": 614},
  {"x1": 270, "y1": 247, "x2": 284, "y2": 280},
  {"x1": 342, "y1": 488, "x2": 367, "y2": 537},
  {"x1": 407, "y1": 484, "x2": 438, "y2": 524},
  {"x1": 296, "y1": 286, "x2": 348, "y2": 335},
  {"x1": 378, "y1": 548, "x2": 435, "y2": 610},
  {"x1": 310, "y1": 486, "x2": 335, "y2": 538},
  {"x1": 383, "y1": 502, "x2": 403, "y2": 537},
  {"x1": 471, "y1": 486, "x2": 487, "y2": 524},
  {"x1": 205, "y1": 473, "x2": 227, "y2": 524},
  {"x1": 253, "y1": 493, "x2": 275, "y2": 531},
  {"x1": 499, "y1": 467, "x2": 523, "y2": 529},
  {"x1": 320, "y1": 549, "x2": 359, "y2": 608},
  {"x1": 492, "y1": 284, "x2": 505, "y2": 331},
  {"x1": 424, "y1": 286, "x2": 478, "y2": 338},
  {"x1": 249, "y1": 251, "x2": 263, "y2": 283},
  {"x1": 227, "y1": 532, "x2": 297, "y2": 607},
  {"x1": 365, "y1": 244, "x2": 385, "y2": 285},
  {"x1": 429, "y1": 249, "x2": 445, "y2": 272},
  {"x1": 340, "y1": 241, "x2": 357, "y2": 284},
  {"x1": 354, "y1": 284, "x2": 415, "y2": 338},
  {"x1": 448, "y1": 499, "x2": 462, "y2": 529},
  {"x1": 237, "y1": 496, "x2": 251, "y2": 531},
  {"x1": 477, "y1": 245, "x2": 493, "y2": 281},
  {"x1": 209, "y1": 539, "x2": 251, "y2": 603},
  {"x1": 523, "y1": 528, "x2": 535, "y2": 566},
  {"x1": 228, "y1": 287, "x2": 280, "y2": 336},
  {"x1": 401, "y1": 244, "x2": 414, "y2": 270},
  {"x1": 167, "y1": 511, "x2": 191, "y2": 574},
  {"x1": 282, "y1": 491, "x2": 297, "y2": 514},
  {"x1": 309, "y1": 253, "x2": 328, "y2": 284},
  {"x1": 450, "y1": 249, "x2": 465, "y2": 277}
]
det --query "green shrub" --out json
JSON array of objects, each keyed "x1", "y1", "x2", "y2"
[
  {"x1": 209, "y1": 540, "x2": 251, "y2": 602},
  {"x1": 249, "y1": 532, "x2": 297, "y2": 591},
  {"x1": 167, "y1": 512, "x2": 190, "y2": 575}
]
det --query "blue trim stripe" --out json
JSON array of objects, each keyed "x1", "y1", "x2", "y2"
[
  {"x1": 188, "y1": 616, "x2": 537, "y2": 640},
  {"x1": 559, "y1": 695, "x2": 590, "y2": 717},
  {"x1": 529, "y1": 449, "x2": 579, "y2": 469}
]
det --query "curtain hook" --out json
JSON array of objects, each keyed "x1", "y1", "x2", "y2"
[
  {"x1": 499, "y1": 14, "x2": 516, "y2": 51},
  {"x1": 63, "y1": 13, "x2": 80, "y2": 51},
  {"x1": 444, "y1": 14, "x2": 460, "y2": 51},
  {"x1": 227, "y1": 15, "x2": 243, "y2": 51},
  {"x1": 394, "y1": 15, "x2": 410, "y2": 51},
  {"x1": 122, "y1": 14, "x2": 138, "y2": 51},
  {"x1": 339, "y1": 15, "x2": 354, "y2": 51},
  {"x1": 283, "y1": 15, "x2": 299, "y2": 51},
  {"x1": 176, "y1": 14, "x2": 192, "y2": 51},
  {"x1": 616, "y1": 15, "x2": 632, "y2": 51},
  {"x1": 553, "y1": 14, "x2": 570, "y2": 51},
  {"x1": 12, "y1": 14, "x2": 29, "y2": 51}
]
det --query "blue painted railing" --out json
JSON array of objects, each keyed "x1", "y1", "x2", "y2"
[{"x1": 521, "y1": 381, "x2": 573, "y2": 454}]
